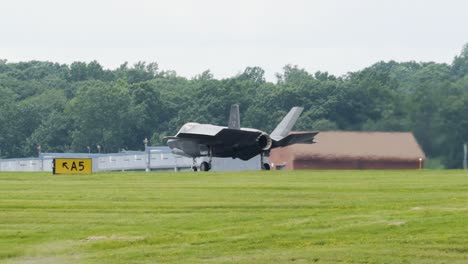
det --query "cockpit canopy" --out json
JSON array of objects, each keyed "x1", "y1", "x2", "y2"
[{"x1": 177, "y1": 122, "x2": 199, "y2": 134}]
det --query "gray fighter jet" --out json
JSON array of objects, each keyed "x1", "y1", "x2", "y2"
[{"x1": 166, "y1": 105, "x2": 318, "y2": 171}]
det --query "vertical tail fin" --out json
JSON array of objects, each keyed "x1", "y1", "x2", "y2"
[
  {"x1": 270, "y1": 107, "x2": 304, "y2": 140},
  {"x1": 228, "y1": 104, "x2": 240, "y2": 129}
]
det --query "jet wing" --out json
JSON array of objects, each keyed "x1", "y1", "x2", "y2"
[
  {"x1": 215, "y1": 129, "x2": 268, "y2": 160},
  {"x1": 215, "y1": 128, "x2": 261, "y2": 146},
  {"x1": 234, "y1": 145, "x2": 262, "y2": 160},
  {"x1": 177, "y1": 127, "x2": 261, "y2": 145},
  {"x1": 178, "y1": 124, "x2": 224, "y2": 137},
  {"x1": 272, "y1": 132, "x2": 318, "y2": 148}
]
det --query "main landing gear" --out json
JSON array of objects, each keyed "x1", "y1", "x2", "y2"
[
  {"x1": 192, "y1": 160, "x2": 212, "y2": 172},
  {"x1": 260, "y1": 152, "x2": 271, "y2": 170},
  {"x1": 200, "y1": 161, "x2": 211, "y2": 171}
]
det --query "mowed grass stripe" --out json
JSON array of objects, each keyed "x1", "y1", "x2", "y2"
[{"x1": 0, "y1": 170, "x2": 467, "y2": 263}]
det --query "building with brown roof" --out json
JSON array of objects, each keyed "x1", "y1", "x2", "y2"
[{"x1": 269, "y1": 131, "x2": 426, "y2": 170}]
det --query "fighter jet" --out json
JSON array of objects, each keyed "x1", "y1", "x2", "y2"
[{"x1": 166, "y1": 105, "x2": 318, "y2": 171}]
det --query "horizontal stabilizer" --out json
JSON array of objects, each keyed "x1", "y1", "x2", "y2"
[
  {"x1": 273, "y1": 132, "x2": 318, "y2": 148},
  {"x1": 270, "y1": 107, "x2": 304, "y2": 140}
]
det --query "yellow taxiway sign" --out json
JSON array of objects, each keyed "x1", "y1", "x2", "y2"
[{"x1": 53, "y1": 158, "x2": 92, "y2": 174}]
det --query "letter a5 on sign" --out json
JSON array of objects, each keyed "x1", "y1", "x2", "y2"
[{"x1": 53, "y1": 158, "x2": 92, "y2": 174}]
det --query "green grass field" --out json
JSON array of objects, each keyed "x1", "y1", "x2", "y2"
[{"x1": 0, "y1": 170, "x2": 467, "y2": 263}]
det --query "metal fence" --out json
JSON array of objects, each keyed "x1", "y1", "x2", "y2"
[
  {"x1": 0, "y1": 157, "x2": 47, "y2": 172},
  {"x1": 0, "y1": 146, "x2": 261, "y2": 172}
]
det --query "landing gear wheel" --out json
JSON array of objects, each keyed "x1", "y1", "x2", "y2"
[
  {"x1": 260, "y1": 152, "x2": 270, "y2": 170},
  {"x1": 192, "y1": 158, "x2": 199, "y2": 172},
  {"x1": 200, "y1": 161, "x2": 211, "y2": 171}
]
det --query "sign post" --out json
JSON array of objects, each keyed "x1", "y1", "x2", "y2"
[
  {"x1": 464, "y1": 143, "x2": 467, "y2": 170},
  {"x1": 53, "y1": 158, "x2": 92, "y2": 174}
]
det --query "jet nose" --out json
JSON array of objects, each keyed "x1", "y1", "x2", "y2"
[{"x1": 167, "y1": 139, "x2": 177, "y2": 149}]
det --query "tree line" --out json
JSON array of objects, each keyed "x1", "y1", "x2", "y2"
[{"x1": 1, "y1": 44, "x2": 468, "y2": 168}]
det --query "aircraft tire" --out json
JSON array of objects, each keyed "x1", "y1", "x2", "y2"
[
  {"x1": 262, "y1": 163, "x2": 271, "y2": 170},
  {"x1": 200, "y1": 161, "x2": 211, "y2": 171}
]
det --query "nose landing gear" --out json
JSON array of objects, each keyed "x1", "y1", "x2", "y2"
[
  {"x1": 193, "y1": 146, "x2": 213, "y2": 172},
  {"x1": 192, "y1": 158, "x2": 198, "y2": 171}
]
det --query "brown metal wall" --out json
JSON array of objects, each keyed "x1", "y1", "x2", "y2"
[
  {"x1": 269, "y1": 147, "x2": 294, "y2": 170},
  {"x1": 292, "y1": 159, "x2": 424, "y2": 170},
  {"x1": 269, "y1": 131, "x2": 426, "y2": 170}
]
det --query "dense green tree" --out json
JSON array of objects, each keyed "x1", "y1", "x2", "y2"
[
  {"x1": 126, "y1": 81, "x2": 163, "y2": 148},
  {"x1": 26, "y1": 110, "x2": 73, "y2": 154},
  {"x1": 125, "y1": 62, "x2": 159, "y2": 84},
  {"x1": 0, "y1": 86, "x2": 20, "y2": 157},
  {"x1": 67, "y1": 81, "x2": 134, "y2": 153},
  {"x1": 452, "y1": 43, "x2": 468, "y2": 78},
  {"x1": 1, "y1": 43, "x2": 468, "y2": 168}
]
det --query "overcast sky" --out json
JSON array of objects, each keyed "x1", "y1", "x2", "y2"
[{"x1": 1, "y1": 0, "x2": 468, "y2": 81}]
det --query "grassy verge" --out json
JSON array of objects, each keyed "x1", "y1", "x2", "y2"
[{"x1": 0, "y1": 170, "x2": 467, "y2": 263}]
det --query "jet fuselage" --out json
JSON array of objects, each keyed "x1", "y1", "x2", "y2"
[{"x1": 167, "y1": 123, "x2": 269, "y2": 159}]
